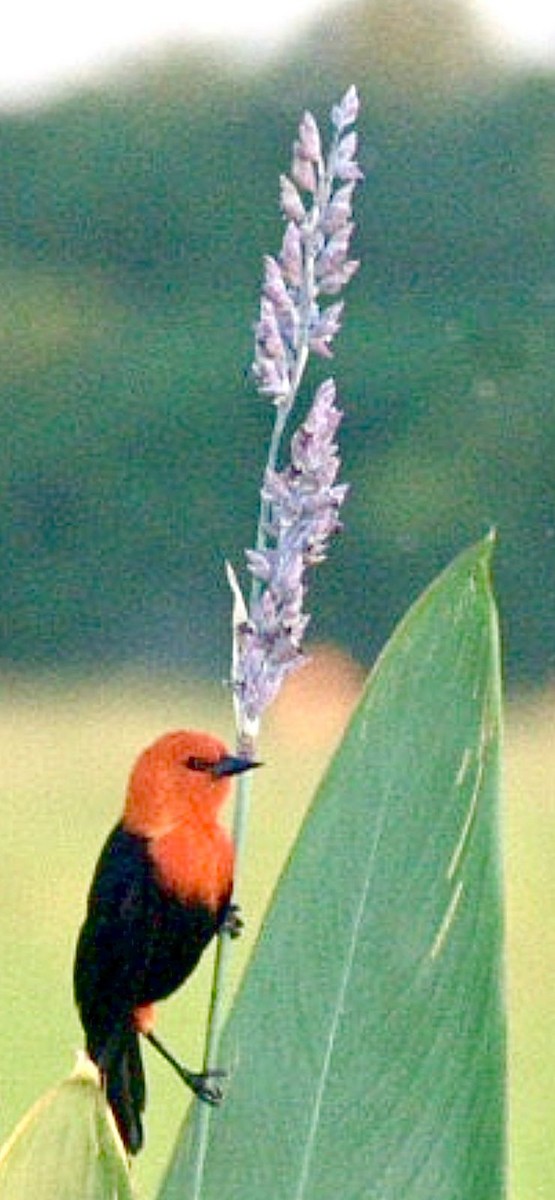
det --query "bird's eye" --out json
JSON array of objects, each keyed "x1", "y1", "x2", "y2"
[{"x1": 184, "y1": 755, "x2": 216, "y2": 774}]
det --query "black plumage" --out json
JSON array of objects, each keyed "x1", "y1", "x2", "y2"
[{"x1": 74, "y1": 824, "x2": 224, "y2": 1153}]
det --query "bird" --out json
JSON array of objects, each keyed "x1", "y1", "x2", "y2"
[{"x1": 73, "y1": 729, "x2": 258, "y2": 1154}]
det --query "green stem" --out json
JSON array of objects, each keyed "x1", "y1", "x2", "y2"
[
  {"x1": 187, "y1": 762, "x2": 254, "y2": 1200},
  {"x1": 252, "y1": 402, "x2": 289, "y2": 576}
]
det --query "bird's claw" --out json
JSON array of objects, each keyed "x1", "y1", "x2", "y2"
[
  {"x1": 222, "y1": 902, "x2": 243, "y2": 939},
  {"x1": 189, "y1": 1068, "x2": 227, "y2": 1106}
]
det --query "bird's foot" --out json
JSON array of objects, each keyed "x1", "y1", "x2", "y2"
[
  {"x1": 222, "y1": 902, "x2": 243, "y2": 939},
  {"x1": 186, "y1": 1068, "x2": 227, "y2": 1106},
  {"x1": 145, "y1": 1030, "x2": 226, "y2": 1104}
]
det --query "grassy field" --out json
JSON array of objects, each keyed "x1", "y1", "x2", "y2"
[
  {"x1": 505, "y1": 689, "x2": 555, "y2": 1200},
  {"x1": 0, "y1": 662, "x2": 553, "y2": 1199}
]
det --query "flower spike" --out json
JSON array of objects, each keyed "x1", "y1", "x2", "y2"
[{"x1": 231, "y1": 88, "x2": 362, "y2": 733}]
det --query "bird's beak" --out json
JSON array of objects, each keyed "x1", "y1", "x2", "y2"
[{"x1": 212, "y1": 754, "x2": 262, "y2": 779}]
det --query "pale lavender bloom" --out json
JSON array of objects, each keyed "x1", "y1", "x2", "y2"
[
  {"x1": 280, "y1": 223, "x2": 304, "y2": 289},
  {"x1": 331, "y1": 85, "x2": 360, "y2": 132},
  {"x1": 331, "y1": 132, "x2": 364, "y2": 183},
  {"x1": 232, "y1": 90, "x2": 361, "y2": 730},
  {"x1": 318, "y1": 258, "x2": 360, "y2": 297},
  {"x1": 279, "y1": 174, "x2": 305, "y2": 224},
  {"x1": 252, "y1": 86, "x2": 362, "y2": 409},
  {"x1": 235, "y1": 380, "x2": 349, "y2": 725},
  {"x1": 296, "y1": 111, "x2": 322, "y2": 164},
  {"x1": 322, "y1": 183, "x2": 356, "y2": 234},
  {"x1": 308, "y1": 300, "x2": 344, "y2": 358}
]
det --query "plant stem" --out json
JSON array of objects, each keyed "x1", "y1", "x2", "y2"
[
  {"x1": 187, "y1": 761, "x2": 254, "y2": 1200},
  {"x1": 252, "y1": 402, "x2": 289, "y2": 582}
]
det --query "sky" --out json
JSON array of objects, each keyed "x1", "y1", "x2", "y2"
[{"x1": 1, "y1": 0, "x2": 554, "y2": 106}]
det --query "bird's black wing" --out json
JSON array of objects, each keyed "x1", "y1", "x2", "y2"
[
  {"x1": 74, "y1": 823, "x2": 154, "y2": 1060},
  {"x1": 74, "y1": 822, "x2": 224, "y2": 1055},
  {"x1": 74, "y1": 822, "x2": 226, "y2": 1154},
  {"x1": 73, "y1": 823, "x2": 156, "y2": 1152}
]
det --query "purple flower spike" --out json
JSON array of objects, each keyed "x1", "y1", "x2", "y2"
[
  {"x1": 251, "y1": 86, "x2": 362, "y2": 415},
  {"x1": 232, "y1": 89, "x2": 362, "y2": 733},
  {"x1": 235, "y1": 378, "x2": 349, "y2": 726}
]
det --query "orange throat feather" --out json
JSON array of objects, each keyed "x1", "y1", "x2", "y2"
[{"x1": 149, "y1": 817, "x2": 234, "y2": 913}]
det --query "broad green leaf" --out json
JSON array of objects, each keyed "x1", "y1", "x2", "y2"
[
  {"x1": 160, "y1": 536, "x2": 504, "y2": 1200},
  {"x1": 0, "y1": 1056, "x2": 134, "y2": 1199}
]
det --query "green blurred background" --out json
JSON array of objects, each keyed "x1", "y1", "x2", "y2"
[{"x1": 1, "y1": 0, "x2": 555, "y2": 1195}]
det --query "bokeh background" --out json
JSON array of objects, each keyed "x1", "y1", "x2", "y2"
[{"x1": 1, "y1": 0, "x2": 554, "y2": 1196}]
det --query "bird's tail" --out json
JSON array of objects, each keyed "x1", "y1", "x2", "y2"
[{"x1": 105, "y1": 1030, "x2": 146, "y2": 1155}]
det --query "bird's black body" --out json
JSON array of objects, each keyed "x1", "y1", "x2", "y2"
[{"x1": 74, "y1": 823, "x2": 227, "y2": 1153}]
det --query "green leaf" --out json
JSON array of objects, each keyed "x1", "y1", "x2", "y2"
[
  {"x1": 160, "y1": 535, "x2": 505, "y2": 1200},
  {"x1": 0, "y1": 1056, "x2": 134, "y2": 1199}
]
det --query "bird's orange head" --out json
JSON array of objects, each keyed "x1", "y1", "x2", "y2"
[{"x1": 123, "y1": 730, "x2": 257, "y2": 839}]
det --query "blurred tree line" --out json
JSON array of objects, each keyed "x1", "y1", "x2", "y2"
[{"x1": 1, "y1": 0, "x2": 554, "y2": 684}]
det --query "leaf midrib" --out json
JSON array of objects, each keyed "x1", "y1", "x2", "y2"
[{"x1": 293, "y1": 793, "x2": 389, "y2": 1200}]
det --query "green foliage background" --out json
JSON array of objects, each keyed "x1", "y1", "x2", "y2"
[{"x1": 1, "y1": 0, "x2": 554, "y2": 684}]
